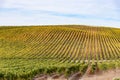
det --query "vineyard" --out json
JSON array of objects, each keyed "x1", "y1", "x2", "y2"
[{"x1": 0, "y1": 25, "x2": 120, "y2": 80}]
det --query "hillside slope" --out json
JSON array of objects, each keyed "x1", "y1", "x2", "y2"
[
  {"x1": 0, "y1": 25, "x2": 120, "y2": 80},
  {"x1": 0, "y1": 26, "x2": 120, "y2": 60}
]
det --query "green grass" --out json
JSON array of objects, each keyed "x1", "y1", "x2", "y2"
[
  {"x1": 0, "y1": 25, "x2": 120, "y2": 80},
  {"x1": 114, "y1": 78, "x2": 120, "y2": 80}
]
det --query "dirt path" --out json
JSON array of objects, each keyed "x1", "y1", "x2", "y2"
[
  {"x1": 34, "y1": 69, "x2": 120, "y2": 80},
  {"x1": 80, "y1": 69, "x2": 120, "y2": 80}
]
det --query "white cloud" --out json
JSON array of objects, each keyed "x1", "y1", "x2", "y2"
[
  {"x1": 2, "y1": 0, "x2": 118, "y2": 15},
  {"x1": 0, "y1": 0, "x2": 5, "y2": 7},
  {"x1": 0, "y1": 0, "x2": 120, "y2": 27},
  {"x1": 0, "y1": 11, "x2": 120, "y2": 28}
]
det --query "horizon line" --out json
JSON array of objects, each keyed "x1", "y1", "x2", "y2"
[{"x1": 0, "y1": 24, "x2": 119, "y2": 29}]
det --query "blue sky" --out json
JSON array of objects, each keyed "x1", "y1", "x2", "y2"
[{"x1": 0, "y1": 0, "x2": 120, "y2": 27}]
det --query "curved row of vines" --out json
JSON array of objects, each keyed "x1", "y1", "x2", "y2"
[{"x1": 0, "y1": 25, "x2": 120, "y2": 80}]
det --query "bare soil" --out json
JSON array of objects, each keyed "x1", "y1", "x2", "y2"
[
  {"x1": 34, "y1": 69, "x2": 120, "y2": 80},
  {"x1": 80, "y1": 69, "x2": 120, "y2": 80}
]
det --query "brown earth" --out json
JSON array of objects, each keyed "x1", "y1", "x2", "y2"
[
  {"x1": 80, "y1": 69, "x2": 120, "y2": 80},
  {"x1": 34, "y1": 69, "x2": 120, "y2": 80}
]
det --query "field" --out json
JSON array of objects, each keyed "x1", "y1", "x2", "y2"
[{"x1": 0, "y1": 25, "x2": 120, "y2": 80}]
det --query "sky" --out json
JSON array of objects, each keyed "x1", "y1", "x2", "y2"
[{"x1": 0, "y1": 0, "x2": 120, "y2": 28}]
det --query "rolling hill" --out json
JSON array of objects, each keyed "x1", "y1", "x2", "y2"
[{"x1": 0, "y1": 25, "x2": 120, "y2": 80}]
